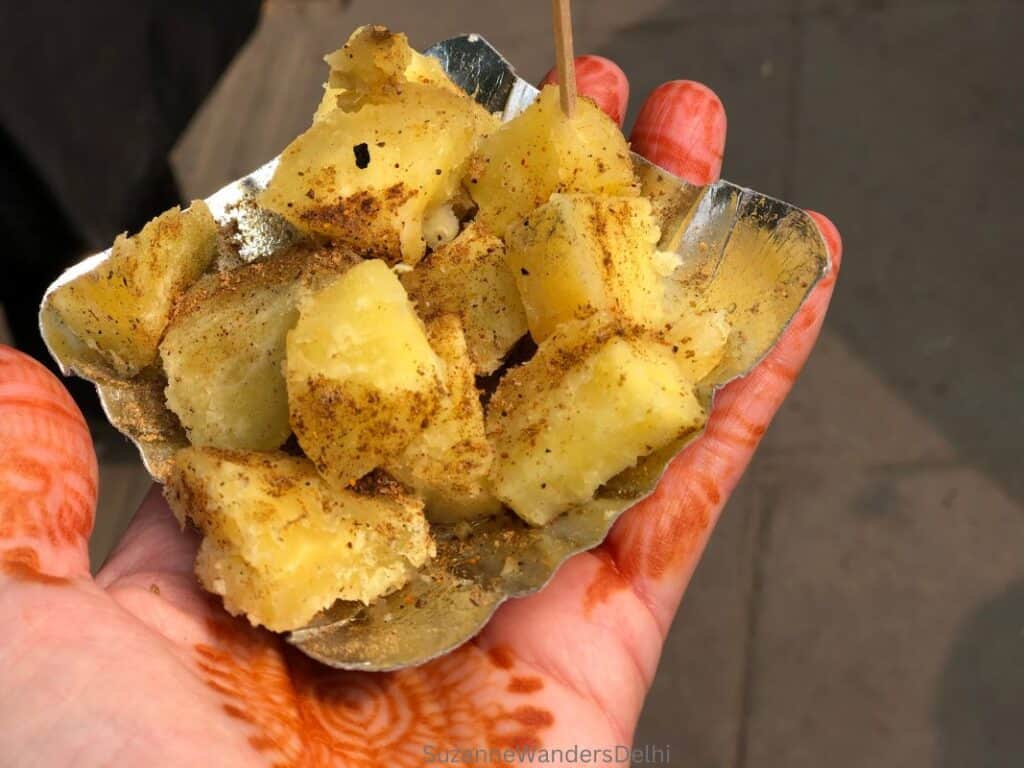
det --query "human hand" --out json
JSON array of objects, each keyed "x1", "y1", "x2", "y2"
[{"x1": 0, "y1": 58, "x2": 840, "y2": 767}]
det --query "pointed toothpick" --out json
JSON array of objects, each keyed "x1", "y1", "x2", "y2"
[{"x1": 551, "y1": 0, "x2": 577, "y2": 117}]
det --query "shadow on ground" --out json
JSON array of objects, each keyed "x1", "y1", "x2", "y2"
[{"x1": 935, "y1": 579, "x2": 1024, "y2": 768}]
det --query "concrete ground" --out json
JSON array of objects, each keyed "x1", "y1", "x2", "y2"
[{"x1": 74, "y1": 0, "x2": 1024, "y2": 765}]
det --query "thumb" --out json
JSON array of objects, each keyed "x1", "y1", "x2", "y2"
[{"x1": 0, "y1": 346, "x2": 97, "y2": 582}]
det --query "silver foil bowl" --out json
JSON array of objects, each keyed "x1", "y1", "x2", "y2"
[{"x1": 40, "y1": 34, "x2": 829, "y2": 670}]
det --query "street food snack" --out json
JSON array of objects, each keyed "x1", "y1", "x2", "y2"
[{"x1": 40, "y1": 28, "x2": 829, "y2": 660}]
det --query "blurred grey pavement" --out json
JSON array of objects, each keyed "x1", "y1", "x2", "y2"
[{"x1": 77, "y1": 0, "x2": 1024, "y2": 765}]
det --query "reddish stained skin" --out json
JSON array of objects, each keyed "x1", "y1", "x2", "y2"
[
  {"x1": 194, "y1": 619, "x2": 553, "y2": 767},
  {"x1": 1, "y1": 546, "x2": 70, "y2": 585},
  {"x1": 631, "y1": 81, "x2": 727, "y2": 186},
  {"x1": 541, "y1": 56, "x2": 630, "y2": 126},
  {"x1": 728, "y1": 416, "x2": 768, "y2": 448},
  {"x1": 507, "y1": 677, "x2": 544, "y2": 695},
  {"x1": 0, "y1": 346, "x2": 96, "y2": 578},
  {"x1": 583, "y1": 546, "x2": 630, "y2": 617},
  {"x1": 487, "y1": 645, "x2": 516, "y2": 670}
]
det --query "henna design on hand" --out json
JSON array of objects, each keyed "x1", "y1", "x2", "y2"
[{"x1": 195, "y1": 617, "x2": 554, "y2": 767}]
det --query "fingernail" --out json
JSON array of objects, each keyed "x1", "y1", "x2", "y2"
[
  {"x1": 630, "y1": 81, "x2": 727, "y2": 186},
  {"x1": 541, "y1": 55, "x2": 629, "y2": 126}
]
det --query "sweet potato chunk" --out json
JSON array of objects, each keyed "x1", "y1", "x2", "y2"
[
  {"x1": 313, "y1": 25, "x2": 461, "y2": 121},
  {"x1": 166, "y1": 447, "x2": 434, "y2": 631},
  {"x1": 505, "y1": 193, "x2": 664, "y2": 341},
  {"x1": 160, "y1": 245, "x2": 360, "y2": 451},
  {"x1": 400, "y1": 222, "x2": 527, "y2": 374},
  {"x1": 467, "y1": 85, "x2": 638, "y2": 236},
  {"x1": 48, "y1": 201, "x2": 217, "y2": 376},
  {"x1": 387, "y1": 315, "x2": 499, "y2": 522},
  {"x1": 488, "y1": 317, "x2": 705, "y2": 525},
  {"x1": 286, "y1": 259, "x2": 444, "y2": 484},
  {"x1": 262, "y1": 82, "x2": 497, "y2": 265}
]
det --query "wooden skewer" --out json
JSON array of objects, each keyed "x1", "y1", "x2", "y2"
[{"x1": 551, "y1": 0, "x2": 577, "y2": 117}]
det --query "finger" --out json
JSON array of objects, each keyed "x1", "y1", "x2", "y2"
[
  {"x1": 95, "y1": 484, "x2": 200, "y2": 587},
  {"x1": 95, "y1": 484, "x2": 226, "y2": 647},
  {"x1": 483, "y1": 545, "x2": 661, "y2": 743},
  {"x1": 600, "y1": 213, "x2": 842, "y2": 631},
  {"x1": 540, "y1": 55, "x2": 629, "y2": 126},
  {"x1": 630, "y1": 80, "x2": 727, "y2": 186},
  {"x1": 0, "y1": 346, "x2": 97, "y2": 582}
]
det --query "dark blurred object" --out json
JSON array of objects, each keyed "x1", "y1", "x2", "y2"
[
  {"x1": 0, "y1": 0, "x2": 261, "y2": 385},
  {"x1": 0, "y1": 123, "x2": 93, "y2": 407}
]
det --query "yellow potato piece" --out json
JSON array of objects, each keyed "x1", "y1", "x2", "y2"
[
  {"x1": 314, "y1": 25, "x2": 461, "y2": 121},
  {"x1": 400, "y1": 222, "x2": 527, "y2": 374},
  {"x1": 286, "y1": 259, "x2": 444, "y2": 484},
  {"x1": 488, "y1": 317, "x2": 706, "y2": 525},
  {"x1": 160, "y1": 244, "x2": 359, "y2": 451},
  {"x1": 261, "y1": 81, "x2": 497, "y2": 265},
  {"x1": 48, "y1": 201, "x2": 217, "y2": 376},
  {"x1": 505, "y1": 193, "x2": 664, "y2": 341},
  {"x1": 387, "y1": 315, "x2": 500, "y2": 522},
  {"x1": 467, "y1": 85, "x2": 639, "y2": 236},
  {"x1": 165, "y1": 447, "x2": 434, "y2": 632}
]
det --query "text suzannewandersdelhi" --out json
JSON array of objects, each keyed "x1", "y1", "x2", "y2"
[{"x1": 422, "y1": 743, "x2": 671, "y2": 764}]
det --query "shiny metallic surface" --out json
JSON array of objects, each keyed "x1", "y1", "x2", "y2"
[{"x1": 38, "y1": 35, "x2": 829, "y2": 671}]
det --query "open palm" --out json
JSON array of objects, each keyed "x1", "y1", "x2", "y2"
[{"x1": 0, "y1": 59, "x2": 840, "y2": 767}]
